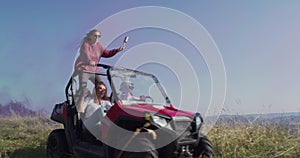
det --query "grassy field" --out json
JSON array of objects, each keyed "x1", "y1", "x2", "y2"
[
  {"x1": 208, "y1": 117, "x2": 300, "y2": 158},
  {"x1": 0, "y1": 116, "x2": 62, "y2": 158},
  {"x1": 0, "y1": 116, "x2": 299, "y2": 158}
]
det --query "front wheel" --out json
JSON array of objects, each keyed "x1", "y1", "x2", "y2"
[
  {"x1": 46, "y1": 129, "x2": 69, "y2": 158},
  {"x1": 193, "y1": 136, "x2": 215, "y2": 158}
]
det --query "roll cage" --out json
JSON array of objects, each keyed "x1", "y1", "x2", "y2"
[{"x1": 65, "y1": 64, "x2": 172, "y2": 108}]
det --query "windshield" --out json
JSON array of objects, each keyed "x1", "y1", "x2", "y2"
[{"x1": 109, "y1": 67, "x2": 170, "y2": 106}]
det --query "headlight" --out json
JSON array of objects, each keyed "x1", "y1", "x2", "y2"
[
  {"x1": 195, "y1": 115, "x2": 202, "y2": 129},
  {"x1": 191, "y1": 113, "x2": 203, "y2": 132},
  {"x1": 144, "y1": 112, "x2": 169, "y2": 127},
  {"x1": 152, "y1": 115, "x2": 168, "y2": 127}
]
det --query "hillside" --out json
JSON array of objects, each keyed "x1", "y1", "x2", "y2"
[{"x1": 0, "y1": 101, "x2": 47, "y2": 117}]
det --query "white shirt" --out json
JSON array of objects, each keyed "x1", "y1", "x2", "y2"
[
  {"x1": 81, "y1": 99, "x2": 112, "y2": 120},
  {"x1": 80, "y1": 99, "x2": 112, "y2": 139}
]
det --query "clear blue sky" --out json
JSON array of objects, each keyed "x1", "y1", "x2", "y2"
[{"x1": 0, "y1": 0, "x2": 299, "y2": 114}]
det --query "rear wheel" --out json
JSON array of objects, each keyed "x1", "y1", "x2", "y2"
[
  {"x1": 193, "y1": 136, "x2": 215, "y2": 158},
  {"x1": 46, "y1": 129, "x2": 69, "y2": 158}
]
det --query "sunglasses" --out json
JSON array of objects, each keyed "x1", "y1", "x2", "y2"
[
  {"x1": 96, "y1": 86, "x2": 106, "y2": 91},
  {"x1": 93, "y1": 34, "x2": 101, "y2": 38}
]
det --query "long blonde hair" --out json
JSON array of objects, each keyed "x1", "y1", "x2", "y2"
[{"x1": 80, "y1": 29, "x2": 100, "y2": 45}]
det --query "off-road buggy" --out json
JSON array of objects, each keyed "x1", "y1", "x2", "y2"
[{"x1": 46, "y1": 64, "x2": 214, "y2": 158}]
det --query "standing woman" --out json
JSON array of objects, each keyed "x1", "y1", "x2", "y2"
[{"x1": 74, "y1": 29, "x2": 125, "y2": 99}]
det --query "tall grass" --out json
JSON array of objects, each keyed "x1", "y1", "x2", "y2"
[
  {"x1": 207, "y1": 116, "x2": 300, "y2": 158},
  {"x1": 0, "y1": 116, "x2": 62, "y2": 158},
  {"x1": 0, "y1": 115, "x2": 299, "y2": 157}
]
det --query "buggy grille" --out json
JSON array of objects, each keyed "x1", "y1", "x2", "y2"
[{"x1": 173, "y1": 116, "x2": 192, "y2": 136}]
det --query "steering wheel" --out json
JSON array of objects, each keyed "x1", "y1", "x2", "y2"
[{"x1": 144, "y1": 96, "x2": 154, "y2": 103}]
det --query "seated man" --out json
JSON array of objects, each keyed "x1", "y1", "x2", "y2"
[
  {"x1": 118, "y1": 81, "x2": 146, "y2": 102},
  {"x1": 77, "y1": 81, "x2": 112, "y2": 140}
]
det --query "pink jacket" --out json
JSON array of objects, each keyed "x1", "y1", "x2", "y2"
[{"x1": 75, "y1": 41, "x2": 119, "y2": 72}]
